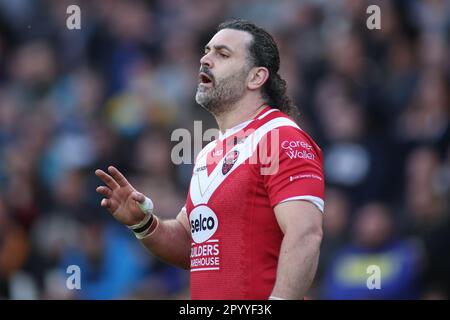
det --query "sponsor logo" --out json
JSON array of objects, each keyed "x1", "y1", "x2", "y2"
[
  {"x1": 195, "y1": 165, "x2": 207, "y2": 173},
  {"x1": 290, "y1": 174, "x2": 322, "y2": 182},
  {"x1": 190, "y1": 205, "x2": 218, "y2": 243},
  {"x1": 189, "y1": 205, "x2": 220, "y2": 271},
  {"x1": 190, "y1": 240, "x2": 220, "y2": 271},
  {"x1": 222, "y1": 150, "x2": 239, "y2": 175},
  {"x1": 281, "y1": 140, "x2": 316, "y2": 160},
  {"x1": 286, "y1": 150, "x2": 316, "y2": 160},
  {"x1": 281, "y1": 140, "x2": 313, "y2": 151}
]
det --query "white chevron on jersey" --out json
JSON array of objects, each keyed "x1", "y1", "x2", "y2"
[{"x1": 189, "y1": 116, "x2": 301, "y2": 206}]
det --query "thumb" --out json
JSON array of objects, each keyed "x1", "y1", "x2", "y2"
[{"x1": 131, "y1": 191, "x2": 145, "y2": 204}]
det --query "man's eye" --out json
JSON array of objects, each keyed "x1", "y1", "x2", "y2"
[{"x1": 219, "y1": 52, "x2": 229, "y2": 58}]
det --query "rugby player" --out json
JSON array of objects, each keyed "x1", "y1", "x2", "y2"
[{"x1": 95, "y1": 19, "x2": 324, "y2": 300}]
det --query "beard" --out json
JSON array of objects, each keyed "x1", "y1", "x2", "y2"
[{"x1": 195, "y1": 67, "x2": 249, "y2": 116}]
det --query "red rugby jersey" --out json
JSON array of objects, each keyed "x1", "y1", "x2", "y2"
[{"x1": 184, "y1": 106, "x2": 324, "y2": 299}]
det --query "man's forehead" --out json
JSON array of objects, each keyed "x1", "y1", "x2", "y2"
[{"x1": 206, "y1": 29, "x2": 252, "y2": 53}]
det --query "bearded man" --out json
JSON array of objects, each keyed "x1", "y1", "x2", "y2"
[{"x1": 95, "y1": 19, "x2": 325, "y2": 300}]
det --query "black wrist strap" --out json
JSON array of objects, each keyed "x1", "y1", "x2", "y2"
[{"x1": 131, "y1": 214, "x2": 154, "y2": 234}]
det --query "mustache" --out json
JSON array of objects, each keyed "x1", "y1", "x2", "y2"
[{"x1": 199, "y1": 66, "x2": 214, "y2": 81}]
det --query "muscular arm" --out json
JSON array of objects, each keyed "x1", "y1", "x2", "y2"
[
  {"x1": 95, "y1": 166, "x2": 191, "y2": 270},
  {"x1": 271, "y1": 200, "x2": 323, "y2": 299},
  {"x1": 139, "y1": 209, "x2": 191, "y2": 270}
]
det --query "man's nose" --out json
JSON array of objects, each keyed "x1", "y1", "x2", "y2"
[{"x1": 200, "y1": 53, "x2": 213, "y2": 69}]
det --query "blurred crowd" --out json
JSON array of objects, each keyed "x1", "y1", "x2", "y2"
[{"x1": 0, "y1": 0, "x2": 449, "y2": 299}]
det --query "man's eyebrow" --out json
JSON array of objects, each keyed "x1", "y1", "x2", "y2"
[{"x1": 204, "y1": 44, "x2": 233, "y2": 53}]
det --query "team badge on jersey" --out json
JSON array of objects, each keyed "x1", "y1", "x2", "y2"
[{"x1": 222, "y1": 150, "x2": 239, "y2": 175}]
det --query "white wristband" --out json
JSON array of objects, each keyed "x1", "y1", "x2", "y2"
[
  {"x1": 135, "y1": 216, "x2": 159, "y2": 240},
  {"x1": 127, "y1": 212, "x2": 152, "y2": 231}
]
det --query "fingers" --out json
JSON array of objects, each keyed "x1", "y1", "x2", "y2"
[
  {"x1": 100, "y1": 198, "x2": 111, "y2": 208},
  {"x1": 131, "y1": 191, "x2": 145, "y2": 204},
  {"x1": 96, "y1": 186, "x2": 112, "y2": 198},
  {"x1": 95, "y1": 169, "x2": 120, "y2": 190},
  {"x1": 100, "y1": 198, "x2": 118, "y2": 213},
  {"x1": 107, "y1": 166, "x2": 130, "y2": 188}
]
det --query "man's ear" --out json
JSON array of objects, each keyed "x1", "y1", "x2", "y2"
[{"x1": 247, "y1": 67, "x2": 269, "y2": 90}]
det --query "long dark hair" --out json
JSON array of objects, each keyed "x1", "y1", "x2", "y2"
[{"x1": 217, "y1": 19, "x2": 298, "y2": 118}]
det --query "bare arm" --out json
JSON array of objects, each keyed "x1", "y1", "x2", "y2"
[
  {"x1": 95, "y1": 166, "x2": 191, "y2": 270},
  {"x1": 271, "y1": 200, "x2": 323, "y2": 299},
  {"x1": 139, "y1": 209, "x2": 191, "y2": 269}
]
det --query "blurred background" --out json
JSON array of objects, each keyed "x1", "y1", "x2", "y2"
[{"x1": 0, "y1": 0, "x2": 449, "y2": 299}]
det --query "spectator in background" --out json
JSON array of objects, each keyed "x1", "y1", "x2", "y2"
[
  {"x1": 315, "y1": 78, "x2": 388, "y2": 205},
  {"x1": 321, "y1": 202, "x2": 423, "y2": 299},
  {"x1": 0, "y1": 196, "x2": 30, "y2": 299},
  {"x1": 312, "y1": 187, "x2": 351, "y2": 298},
  {"x1": 58, "y1": 219, "x2": 153, "y2": 300},
  {"x1": 396, "y1": 70, "x2": 449, "y2": 149},
  {"x1": 318, "y1": 188, "x2": 351, "y2": 275},
  {"x1": 403, "y1": 146, "x2": 450, "y2": 298}
]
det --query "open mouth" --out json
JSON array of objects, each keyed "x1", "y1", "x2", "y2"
[{"x1": 199, "y1": 72, "x2": 213, "y2": 86}]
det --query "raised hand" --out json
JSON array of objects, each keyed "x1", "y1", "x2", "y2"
[{"x1": 95, "y1": 166, "x2": 147, "y2": 226}]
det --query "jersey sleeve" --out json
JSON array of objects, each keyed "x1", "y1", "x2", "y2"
[{"x1": 261, "y1": 126, "x2": 325, "y2": 213}]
